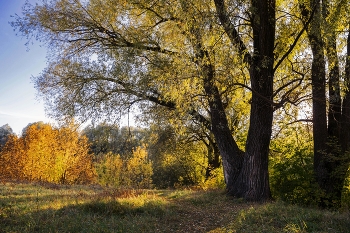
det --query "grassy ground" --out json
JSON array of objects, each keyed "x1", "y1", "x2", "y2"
[{"x1": 0, "y1": 182, "x2": 349, "y2": 233}]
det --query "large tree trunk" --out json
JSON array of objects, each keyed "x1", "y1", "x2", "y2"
[
  {"x1": 210, "y1": 0, "x2": 275, "y2": 201},
  {"x1": 230, "y1": 0, "x2": 275, "y2": 201}
]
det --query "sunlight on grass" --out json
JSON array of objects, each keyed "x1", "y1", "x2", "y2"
[
  {"x1": 1, "y1": 182, "x2": 349, "y2": 233},
  {"x1": 219, "y1": 202, "x2": 350, "y2": 233},
  {"x1": 0, "y1": 182, "x2": 176, "y2": 232}
]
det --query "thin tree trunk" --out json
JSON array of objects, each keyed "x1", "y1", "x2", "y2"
[
  {"x1": 331, "y1": 26, "x2": 350, "y2": 207},
  {"x1": 323, "y1": 18, "x2": 344, "y2": 208},
  {"x1": 326, "y1": 36, "x2": 341, "y2": 138},
  {"x1": 342, "y1": 26, "x2": 350, "y2": 151},
  {"x1": 309, "y1": 33, "x2": 328, "y2": 196},
  {"x1": 323, "y1": 0, "x2": 342, "y2": 138},
  {"x1": 307, "y1": 2, "x2": 330, "y2": 206}
]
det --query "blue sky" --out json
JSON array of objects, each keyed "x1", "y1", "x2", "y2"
[{"x1": 0, "y1": 0, "x2": 51, "y2": 134}]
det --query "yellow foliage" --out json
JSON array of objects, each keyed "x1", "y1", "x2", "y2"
[
  {"x1": 200, "y1": 167, "x2": 225, "y2": 190},
  {"x1": 95, "y1": 146, "x2": 153, "y2": 189},
  {"x1": 125, "y1": 146, "x2": 153, "y2": 189},
  {"x1": 0, "y1": 123, "x2": 96, "y2": 184},
  {"x1": 0, "y1": 135, "x2": 25, "y2": 180}
]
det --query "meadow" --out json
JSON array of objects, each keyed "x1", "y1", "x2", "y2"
[{"x1": 1, "y1": 182, "x2": 349, "y2": 233}]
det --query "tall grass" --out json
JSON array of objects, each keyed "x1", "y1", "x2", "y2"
[
  {"x1": 214, "y1": 202, "x2": 350, "y2": 233},
  {"x1": 1, "y1": 182, "x2": 349, "y2": 232}
]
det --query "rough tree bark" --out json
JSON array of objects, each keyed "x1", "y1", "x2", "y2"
[
  {"x1": 230, "y1": 0, "x2": 275, "y2": 201},
  {"x1": 210, "y1": 0, "x2": 275, "y2": 201}
]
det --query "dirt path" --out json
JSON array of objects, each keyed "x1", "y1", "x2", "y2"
[{"x1": 154, "y1": 190, "x2": 256, "y2": 233}]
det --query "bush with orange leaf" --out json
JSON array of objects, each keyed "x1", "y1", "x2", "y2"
[{"x1": 0, "y1": 122, "x2": 96, "y2": 184}]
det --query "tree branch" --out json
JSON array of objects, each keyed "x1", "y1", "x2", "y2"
[
  {"x1": 273, "y1": 5, "x2": 316, "y2": 72},
  {"x1": 214, "y1": 0, "x2": 252, "y2": 67}
]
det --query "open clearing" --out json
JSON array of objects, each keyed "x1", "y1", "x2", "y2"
[{"x1": 0, "y1": 182, "x2": 349, "y2": 232}]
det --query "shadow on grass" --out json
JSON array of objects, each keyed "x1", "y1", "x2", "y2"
[
  {"x1": 75, "y1": 198, "x2": 167, "y2": 217},
  {"x1": 217, "y1": 202, "x2": 350, "y2": 233},
  {"x1": 1, "y1": 198, "x2": 169, "y2": 233},
  {"x1": 1, "y1": 185, "x2": 350, "y2": 233}
]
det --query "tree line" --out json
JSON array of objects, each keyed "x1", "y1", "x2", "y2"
[
  {"x1": 0, "y1": 122, "x2": 95, "y2": 184},
  {"x1": 0, "y1": 122, "x2": 220, "y2": 189},
  {"x1": 8, "y1": 0, "x2": 350, "y2": 208}
]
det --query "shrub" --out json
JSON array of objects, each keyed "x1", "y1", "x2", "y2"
[
  {"x1": 95, "y1": 146, "x2": 153, "y2": 189},
  {"x1": 270, "y1": 146, "x2": 316, "y2": 205},
  {"x1": 199, "y1": 166, "x2": 225, "y2": 190}
]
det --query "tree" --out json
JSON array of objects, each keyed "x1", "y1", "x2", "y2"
[
  {"x1": 0, "y1": 134, "x2": 25, "y2": 180},
  {"x1": 82, "y1": 123, "x2": 121, "y2": 155},
  {"x1": 144, "y1": 123, "x2": 212, "y2": 188},
  {"x1": 125, "y1": 146, "x2": 153, "y2": 189},
  {"x1": 13, "y1": 0, "x2": 311, "y2": 201},
  {"x1": 299, "y1": 0, "x2": 350, "y2": 207},
  {"x1": 0, "y1": 122, "x2": 96, "y2": 184},
  {"x1": 0, "y1": 124, "x2": 14, "y2": 150},
  {"x1": 83, "y1": 123, "x2": 146, "y2": 156}
]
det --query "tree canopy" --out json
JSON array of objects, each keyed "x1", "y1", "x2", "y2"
[{"x1": 11, "y1": 0, "x2": 350, "y2": 205}]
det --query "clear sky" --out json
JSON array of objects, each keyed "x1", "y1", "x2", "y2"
[{"x1": 0, "y1": 0, "x2": 52, "y2": 135}]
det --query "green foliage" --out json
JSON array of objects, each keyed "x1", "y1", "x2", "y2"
[
  {"x1": 270, "y1": 124, "x2": 350, "y2": 208},
  {"x1": 269, "y1": 125, "x2": 316, "y2": 205},
  {"x1": 83, "y1": 123, "x2": 146, "y2": 157},
  {"x1": 95, "y1": 146, "x2": 153, "y2": 189},
  {"x1": 199, "y1": 167, "x2": 226, "y2": 190},
  {"x1": 95, "y1": 152, "x2": 124, "y2": 187},
  {"x1": 270, "y1": 145, "x2": 316, "y2": 205},
  {"x1": 140, "y1": 124, "x2": 207, "y2": 188},
  {"x1": 150, "y1": 142, "x2": 207, "y2": 188}
]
